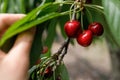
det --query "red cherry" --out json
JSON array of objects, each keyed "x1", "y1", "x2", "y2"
[
  {"x1": 45, "y1": 67, "x2": 51, "y2": 74},
  {"x1": 42, "y1": 46, "x2": 48, "y2": 54},
  {"x1": 44, "y1": 67, "x2": 53, "y2": 78},
  {"x1": 88, "y1": 22, "x2": 104, "y2": 36},
  {"x1": 40, "y1": 67, "x2": 53, "y2": 78},
  {"x1": 64, "y1": 20, "x2": 82, "y2": 38},
  {"x1": 35, "y1": 59, "x2": 41, "y2": 65},
  {"x1": 77, "y1": 30, "x2": 93, "y2": 47}
]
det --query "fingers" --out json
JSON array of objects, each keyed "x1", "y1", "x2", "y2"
[
  {"x1": 1, "y1": 28, "x2": 35, "y2": 80},
  {"x1": 0, "y1": 14, "x2": 25, "y2": 60},
  {"x1": 8, "y1": 27, "x2": 36, "y2": 60},
  {"x1": 0, "y1": 14, "x2": 25, "y2": 38}
]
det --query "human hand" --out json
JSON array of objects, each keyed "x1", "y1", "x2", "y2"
[{"x1": 0, "y1": 14, "x2": 36, "y2": 80}]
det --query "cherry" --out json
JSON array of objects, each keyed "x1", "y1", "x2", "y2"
[
  {"x1": 64, "y1": 20, "x2": 82, "y2": 38},
  {"x1": 77, "y1": 30, "x2": 93, "y2": 47},
  {"x1": 88, "y1": 22, "x2": 104, "y2": 36},
  {"x1": 44, "y1": 67, "x2": 52, "y2": 74},
  {"x1": 35, "y1": 59, "x2": 41, "y2": 65},
  {"x1": 42, "y1": 46, "x2": 48, "y2": 54},
  {"x1": 44, "y1": 67, "x2": 53, "y2": 78}
]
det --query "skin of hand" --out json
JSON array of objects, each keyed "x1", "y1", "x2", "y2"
[{"x1": 0, "y1": 14, "x2": 36, "y2": 80}]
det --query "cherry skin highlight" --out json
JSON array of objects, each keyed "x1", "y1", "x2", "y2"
[{"x1": 77, "y1": 30, "x2": 93, "y2": 47}]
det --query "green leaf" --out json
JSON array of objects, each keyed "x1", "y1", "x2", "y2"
[
  {"x1": 0, "y1": 36, "x2": 16, "y2": 52},
  {"x1": 84, "y1": 7, "x2": 93, "y2": 23},
  {"x1": 38, "y1": 3, "x2": 59, "y2": 17},
  {"x1": 92, "y1": 0, "x2": 102, "y2": 5},
  {"x1": 1, "y1": 0, "x2": 26, "y2": 13},
  {"x1": 7, "y1": 3, "x2": 53, "y2": 30},
  {"x1": 15, "y1": 0, "x2": 26, "y2": 13},
  {"x1": 0, "y1": 3, "x2": 70, "y2": 47},
  {"x1": 0, "y1": 0, "x2": 8, "y2": 13},
  {"x1": 45, "y1": 19, "x2": 57, "y2": 49},
  {"x1": 103, "y1": 0, "x2": 120, "y2": 47},
  {"x1": 24, "y1": 0, "x2": 34, "y2": 12},
  {"x1": 58, "y1": 15, "x2": 68, "y2": 39},
  {"x1": 84, "y1": 5, "x2": 105, "y2": 27},
  {"x1": 0, "y1": 12, "x2": 68, "y2": 47},
  {"x1": 30, "y1": 26, "x2": 43, "y2": 67},
  {"x1": 55, "y1": 63, "x2": 69, "y2": 80},
  {"x1": 44, "y1": 0, "x2": 55, "y2": 3}
]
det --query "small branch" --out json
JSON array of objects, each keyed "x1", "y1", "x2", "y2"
[
  {"x1": 62, "y1": 38, "x2": 70, "y2": 55},
  {"x1": 54, "y1": 38, "x2": 70, "y2": 55},
  {"x1": 52, "y1": 38, "x2": 70, "y2": 64},
  {"x1": 60, "y1": 38, "x2": 70, "y2": 61}
]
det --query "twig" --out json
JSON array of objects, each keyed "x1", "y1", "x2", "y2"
[
  {"x1": 52, "y1": 38, "x2": 70, "y2": 60},
  {"x1": 59, "y1": 38, "x2": 70, "y2": 62}
]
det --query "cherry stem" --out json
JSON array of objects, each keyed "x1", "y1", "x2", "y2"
[
  {"x1": 69, "y1": 3, "x2": 75, "y2": 21},
  {"x1": 81, "y1": 11, "x2": 84, "y2": 29},
  {"x1": 71, "y1": 4, "x2": 77, "y2": 20}
]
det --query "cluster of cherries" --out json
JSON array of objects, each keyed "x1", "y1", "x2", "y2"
[{"x1": 64, "y1": 20, "x2": 104, "y2": 47}]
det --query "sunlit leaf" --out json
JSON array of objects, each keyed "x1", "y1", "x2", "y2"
[{"x1": 0, "y1": 3, "x2": 70, "y2": 47}]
